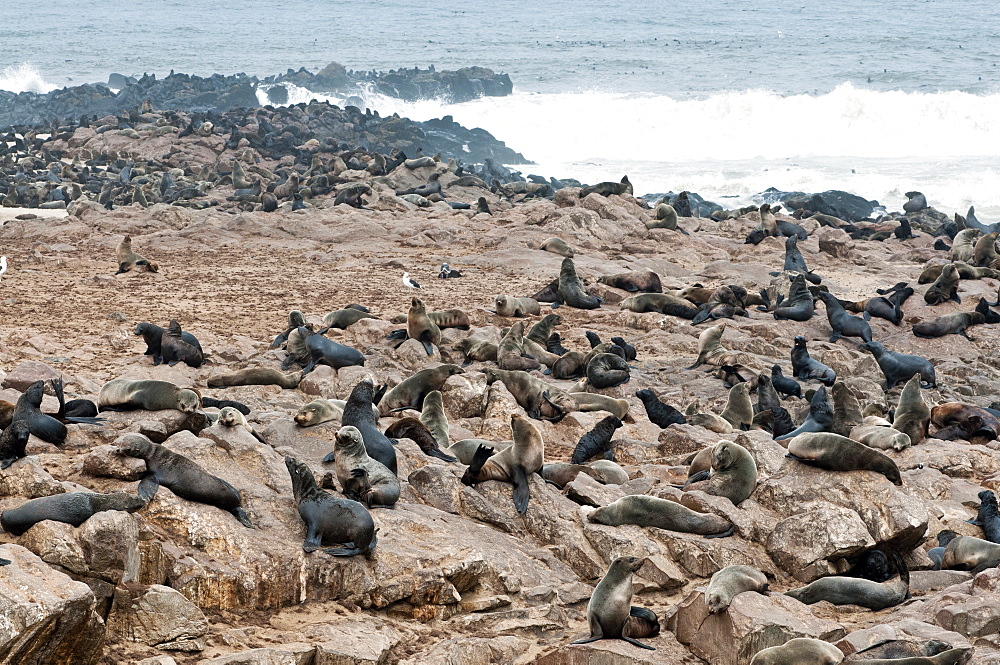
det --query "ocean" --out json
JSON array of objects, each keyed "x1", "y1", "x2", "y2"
[{"x1": 3, "y1": 0, "x2": 999, "y2": 215}]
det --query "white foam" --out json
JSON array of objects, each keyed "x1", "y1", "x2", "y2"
[{"x1": 0, "y1": 63, "x2": 59, "y2": 94}]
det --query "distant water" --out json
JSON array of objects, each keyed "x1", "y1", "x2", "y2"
[{"x1": 3, "y1": 0, "x2": 999, "y2": 215}]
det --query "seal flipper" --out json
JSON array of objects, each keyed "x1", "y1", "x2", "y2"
[
  {"x1": 137, "y1": 473, "x2": 160, "y2": 502},
  {"x1": 322, "y1": 450, "x2": 336, "y2": 464},
  {"x1": 231, "y1": 507, "x2": 254, "y2": 529},
  {"x1": 686, "y1": 470, "x2": 711, "y2": 483},
  {"x1": 511, "y1": 465, "x2": 531, "y2": 514},
  {"x1": 322, "y1": 544, "x2": 364, "y2": 557},
  {"x1": 0, "y1": 558, "x2": 10, "y2": 566},
  {"x1": 420, "y1": 339, "x2": 435, "y2": 356},
  {"x1": 428, "y1": 448, "x2": 459, "y2": 463},
  {"x1": 303, "y1": 526, "x2": 321, "y2": 553},
  {"x1": 0, "y1": 457, "x2": 17, "y2": 470},
  {"x1": 569, "y1": 637, "x2": 603, "y2": 645},
  {"x1": 621, "y1": 636, "x2": 656, "y2": 651},
  {"x1": 704, "y1": 526, "x2": 735, "y2": 538}
]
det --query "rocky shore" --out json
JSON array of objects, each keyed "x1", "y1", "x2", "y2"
[{"x1": 0, "y1": 90, "x2": 1000, "y2": 665}]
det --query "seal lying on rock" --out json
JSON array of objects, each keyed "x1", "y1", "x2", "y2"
[
  {"x1": 461, "y1": 414, "x2": 544, "y2": 514},
  {"x1": 790, "y1": 336, "x2": 836, "y2": 386},
  {"x1": 116, "y1": 434, "x2": 254, "y2": 527},
  {"x1": 587, "y1": 495, "x2": 733, "y2": 537},
  {"x1": 786, "y1": 552, "x2": 909, "y2": 610},
  {"x1": 785, "y1": 432, "x2": 902, "y2": 485},
  {"x1": 860, "y1": 341, "x2": 936, "y2": 389},
  {"x1": 750, "y1": 638, "x2": 845, "y2": 665},
  {"x1": 0, "y1": 491, "x2": 146, "y2": 536},
  {"x1": 705, "y1": 565, "x2": 769, "y2": 613},
  {"x1": 681, "y1": 440, "x2": 758, "y2": 505},
  {"x1": 98, "y1": 378, "x2": 200, "y2": 414},
  {"x1": 285, "y1": 456, "x2": 377, "y2": 556}
]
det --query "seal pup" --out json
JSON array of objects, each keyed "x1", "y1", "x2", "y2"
[
  {"x1": 756, "y1": 374, "x2": 795, "y2": 437},
  {"x1": 324, "y1": 379, "x2": 397, "y2": 475},
  {"x1": 892, "y1": 375, "x2": 930, "y2": 445},
  {"x1": 587, "y1": 495, "x2": 733, "y2": 536},
  {"x1": 860, "y1": 341, "x2": 935, "y2": 389},
  {"x1": 785, "y1": 432, "x2": 902, "y2": 485},
  {"x1": 299, "y1": 327, "x2": 365, "y2": 374},
  {"x1": 0, "y1": 422, "x2": 30, "y2": 468},
  {"x1": 116, "y1": 434, "x2": 254, "y2": 527},
  {"x1": 971, "y1": 490, "x2": 1000, "y2": 543},
  {"x1": 571, "y1": 416, "x2": 623, "y2": 464},
  {"x1": 539, "y1": 237, "x2": 574, "y2": 257},
  {"x1": 598, "y1": 271, "x2": 662, "y2": 293},
  {"x1": 636, "y1": 389, "x2": 686, "y2": 428},
  {"x1": 161, "y1": 320, "x2": 204, "y2": 367},
  {"x1": 570, "y1": 556, "x2": 655, "y2": 651},
  {"x1": 0, "y1": 491, "x2": 146, "y2": 536},
  {"x1": 770, "y1": 365, "x2": 802, "y2": 398},
  {"x1": 705, "y1": 565, "x2": 769, "y2": 613},
  {"x1": 135, "y1": 322, "x2": 202, "y2": 365},
  {"x1": 461, "y1": 414, "x2": 544, "y2": 514},
  {"x1": 775, "y1": 386, "x2": 834, "y2": 441},
  {"x1": 378, "y1": 365, "x2": 464, "y2": 415},
  {"x1": 791, "y1": 336, "x2": 836, "y2": 386},
  {"x1": 924, "y1": 263, "x2": 961, "y2": 305},
  {"x1": 383, "y1": 418, "x2": 457, "y2": 462},
  {"x1": 406, "y1": 297, "x2": 440, "y2": 355},
  {"x1": 777, "y1": 235, "x2": 821, "y2": 284},
  {"x1": 285, "y1": 456, "x2": 377, "y2": 556},
  {"x1": 750, "y1": 638, "x2": 845, "y2": 665},
  {"x1": 494, "y1": 294, "x2": 540, "y2": 317},
  {"x1": 556, "y1": 258, "x2": 602, "y2": 309},
  {"x1": 332, "y1": 426, "x2": 400, "y2": 508},
  {"x1": 586, "y1": 353, "x2": 630, "y2": 389},
  {"x1": 115, "y1": 235, "x2": 158, "y2": 273},
  {"x1": 681, "y1": 440, "x2": 758, "y2": 505},
  {"x1": 271, "y1": 311, "x2": 307, "y2": 349},
  {"x1": 817, "y1": 292, "x2": 872, "y2": 343},
  {"x1": 208, "y1": 368, "x2": 301, "y2": 389},
  {"x1": 785, "y1": 552, "x2": 909, "y2": 610},
  {"x1": 10, "y1": 380, "x2": 68, "y2": 445}
]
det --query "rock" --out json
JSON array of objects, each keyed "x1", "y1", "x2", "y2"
[
  {"x1": 935, "y1": 596, "x2": 1000, "y2": 638},
  {"x1": 441, "y1": 372, "x2": 487, "y2": 419},
  {"x1": 297, "y1": 365, "x2": 338, "y2": 397},
  {"x1": 538, "y1": 633, "x2": 703, "y2": 664},
  {"x1": 198, "y1": 644, "x2": 315, "y2": 665},
  {"x1": 766, "y1": 505, "x2": 876, "y2": 581},
  {"x1": 0, "y1": 361, "x2": 62, "y2": 391},
  {"x1": 0, "y1": 457, "x2": 66, "y2": 498},
  {"x1": 816, "y1": 226, "x2": 854, "y2": 258},
  {"x1": 82, "y1": 443, "x2": 147, "y2": 480},
  {"x1": 78, "y1": 510, "x2": 142, "y2": 585},
  {"x1": 407, "y1": 464, "x2": 463, "y2": 514},
  {"x1": 772, "y1": 189, "x2": 874, "y2": 223},
  {"x1": 107, "y1": 584, "x2": 208, "y2": 651},
  {"x1": 19, "y1": 520, "x2": 89, "y2": 574},
  {"x1": 394, "y1": 338, "x2": 440, "y2": 369},
  {"x1": 0, "y1": 544, "x2": 105, "y2": 664},
  {"x1": 313, "y1": 621, "x2": 397, "y2": 664},
  {"x1": 477, "y1": 381, "x2": 521, "y2": 438},
  {"x1": 668, "y1": 586, "x2": 846, "y2": 665},
  {"x1": 399, "y1": 636, "x2": 529, "y2": 665},
  {"x1": 564, "y1": 472, "x2": 626, "y2": 507}
]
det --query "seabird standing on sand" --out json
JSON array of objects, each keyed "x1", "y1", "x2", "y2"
[
  {"x1": 402, "y1": 272, "x2": 421, "y2": 289},
  {"x1": 0, "y1": 256, "x2": 7, "y2": 282}
]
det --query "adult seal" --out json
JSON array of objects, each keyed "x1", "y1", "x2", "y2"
[
  {"x1": 571, "y1": 393, "x2": 630, "y2": 419},
  {"x1": 539, "y1": 237, "x2": 574, "y2": 257},
  {"x1": 207, "y1": 368, "x2": 302, "y2": 389},
  {"x1": 556, "y1": 258, "x2": 602, "y2": 309},
  {"x1": 586, "y1": 353, "x2": 630, "y2": 389},
  {"x1": 383, "y1": 417, "x2": 457, "y2": 462},
  {"x1": 285, "y1": 456, "x2": 376, "y2": 556},
  {"x1": 786, "y1": 432, "x2": 902, "y2": 485},
  {"x1": 98, "y1": 379, "x2": 200, "y2": 414},
  {"x1": 484, "y1": 368, "x2": 577, "y2": 422},
  {"x1": 588, "y1": 495, "x2": 733, "y2": 537},
  {"x1": 598, "y1": 271, "x2": 662, "y2": 293},
  {"x1": 494, "y1": 294, "x2": 540, "y2": 317},
  {"x1": 117, "y1": 434, "x2": 254, "y2": 527},
  {"x1": 11, "y1": 381, "x2": 67, "y2": 445},
  {"x1": 406, "y1": 297, "x2": 441, "y2": 355},
  {"x1": 817, "y1": 291, "x2": 872, "y2": 343},
  {"x1": 619, "y1": 293, "x2": 698, "y2": 319},
  {"x1": 892, "y1": 375, "x2": 931, "y2": 445},
  {"x1": 135, "y1": 322, "x2": 202, "y2": 365},
  {"x1": 705, "y1": 565, "x2": 769, "y2": 613},
  {"x1": 419, "y1": 389, "x2": 451, "y2": 448},
  {"x1": 750, "y1": 638, "x2": 846, "y2": 665},
  {"x1": 972, "y1": 490, "x2": 1000, "y2": 543},
  {"x1": 860, "y1": 341, "x2": 936, "y2": 389},
  {"x1": 294, "y1": 399, "x2": 346, "y2": 427},
  {"x1": 332, "y1": 426, "x2": 401, "y2": 508},
  {"x1": 681, "y1": 440, "x2": 758, "y2": 505},
  {"x1": 378, "y1": 365, "x2": 464, "y2": 415},
  {"x1": 497, "y1": 321, "x2": 541, "y2": 371},
  {"x1": 775, "y1": 386, "x2": 833, "y2": 441},
  {"x1": 773, "y1": 274, "x2": 814, "y2": 321},
  {"x1": 461, "y1": 414, "x2": 544, "y2": 514},
  {"x1": 720, "y1": 383, "x2": 753, "y2": 430},
  {"x1": 790, "y1": 336, "x2": 836, "y2": 385},
  {"x1": 570, "y1": 556, "x2": 656, "y2": 651},
  {"x1": 784, "y1": 552, "x2": 909, "y2": 610},
  {"x1": 924, "y1": 263, "x2": 961, "y2": 305},
  {"x1": 324, "y1": 379, "x2": 397, "y2": 475},
  {"x1": 298, "y1": 326, "x2": 365, "y2": 374},
  {"x1": 0, "y1": 491, "x2": 146, "y2": 536},
  {"x1": 271, "y1": 310, "x2": 308, "y2": 348}
]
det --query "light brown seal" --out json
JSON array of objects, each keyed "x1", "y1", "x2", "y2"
[
  {"x1": 570, "y1": 556, "x2": 656, "y2": 651},
  {"x1": 333, "y1": 425, "x2": 400, "y2": 508},
  {"x1": 460, "y1": 413, "x2": 544, "y2": 513},
  {"x1": 98, "y1": 379, "x2": 200, "y2": 414}
]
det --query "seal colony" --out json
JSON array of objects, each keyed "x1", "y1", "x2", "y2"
[{"x1": 2, "y1": 93, "x2": 1000, "y2": 663}]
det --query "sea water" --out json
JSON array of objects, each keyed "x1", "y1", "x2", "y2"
[{"x1": 2, "y1": 0, "x2": 999, "y2": 214}]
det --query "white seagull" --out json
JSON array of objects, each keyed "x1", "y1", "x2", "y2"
[
  {"x1": 402, "y1": 271, "x2": 421, "y2": 289},
  {"x1": 0, "y1": 256, "x2": 7, "y2": 282}
]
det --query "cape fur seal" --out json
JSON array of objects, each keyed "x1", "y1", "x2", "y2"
[
  {"x1": 892, "y1": 375, "x2": 930, "y2": 445},
  {"x1": 780, "y1": 235, "x2": 821, "y2": 284},
  {"x1": 786, "y1": 432, "x2": 902, "y2": 485},
  {"x1": 588, "y1": 495, "x2": 733, "y2": 537},
  {"x1": 323, "y1": 308, "x2": 377, "y2": 329},
  {"x1": 973, "y1": 490, "x2": 1000, "y2": 543},
  {"x1": 771, "y1": 365, "x2": 802, "y2": 398},
  {"x1": 525, "y1": 313, "x2": 563, "y2": 345},
  {"x1": 161, "y1": 320, "x2": 204, "y2": 367},
  {"x1": 294, "y1": 399, "x2": 345, "y2": 427},
  {"x1": 749, "y1": 638, "x2": 845, "y2": 665},
  {"x1": 646, "y1": 203, "x2": 687, "y2": 233},
  {"x1": 135, "y1": 322, "x2": 202, "y2": 365},
  {"x1": 580, "y1": 176, "x2": 632, "y2": 198},
  {"x1": 786, "y1": 553, "x2": 909, "y2": 610},
  {"x1": 912, "y1": 311, "x2": 986, "y2": 340},
  {"x1": 850, "y1": 422, "x2": 912, "y2": 451},
  {"x1": 539, "y1": 237, "x2": 574, "y2": 257},
  {"x1": 860, "y1": 341, "x2": 936, "y2": 389},
  {"x1": 383, "y1": 417, "x2": 457, "y2": 462},
  {"x1": 418, "y1": 389, "x2": 451, "y2": 448},
  {"x1": 775, "y1": 386, "x2": 833, "y2": 441},
  {"x1": 461, "y1": 414, "x2": 544, "y2": 514},
  {"x1": 0, "y1": 422, "x2": 30, "y2": 468},
  {"x1": 10, "y1": 381, "x2": 68, "y2": 445},
  {"x1": 98, "y1": 379, "x2": 200, "y2": 414},
  {"x1": 756, "y1": 374, "x2": 795, "y2": 437},
  {"x1": 207, "y1": 368, "x2": 301, "y2": 389},
  {"x1": 791, "y1": 336, "x2": 836, "y2": 385},
  {"x1": 681, "y1": 440, "x2": 758, "y2": 505},
  {"x1": 773, "y1": 274, "x2": 815, "y2": 321},
  {"x1": 619, "y1": 293, "x2": 698, "y2": 319},
  {"x1": 586, "y1": 353, "x2": 630, "y2": 389},
  {"x1": 557, "y1": 258, "x2": 602, "y2": 309},
  {"x1": 597, "y1": 271, "x2": 662, "y2": 293},
  {"x1": 846, "y1": 649, "x2": 972, "y2": 665},
  {"x1": 494, "y1": 294, "x2": 540, "y2": 317},
  {"x1": 817, "y1": 292, "x2": 872, "y2": 343},
  {"x1": 0, "y1": 491, "x2": 146, "y2": 536},
  {"x1": 705, "y1": 565, "x2": 769, "y2": 613},
  {"x1": 332, "y1": 426, "x2": 400, "y2": 508},
  {"x1": 497, "y1": 321, "x2": 541, "y2": 371},
  {"x1": 636, "y1": 389, "x2": 686, "y2": 428},
  {"x1": 484, "y1": 368, "x2": 577, "y2": 422},
  {"x1": 117, "y1": 434, "x2": 254, "y2": 527},
  {"x1": 406, "y1": 297, "x2": 441, "y2": 355},
  {"x1": 378, "y1": 365, "x2": 464, "y2": 416},
  {"x1": 924, "y1": 263, "x2": 961, "y2": 305},
  {"x1": 324, "y1": 379, "x2": 397, "y2": 475},
  {"x1": 570, "y1": 556, "x2": 656, "y2": 651},
  {"x1": 830, "y1": 382, "x2": 863, "y2": 436},
  {"x1": 298, "y1": 327, "x2": 365, "y2": 374},
  {"x1": 571, "y1": 416, "x2": 623, "y2": 464},
  {"x1": 285, "y1": 456, "x2": 377, "y2": 556},
  {"x1": 115, "y1": 235, "x2": 158, "y2": 273},
  {"x1": 720, "y1": 383, "x2": 753, "y2": 430},
  {"x1": 903, "y1": 191, "x2": 927, "y2": 213},
  {"x1": 456, "y1": 337, "x2": 498, "y2": 363},
  {"x1": 570, "y1": 393, "x2": 629, "y2": 419},
  {"x1": 931, "y1": 403, "x2": 1000, "y2": 446},
  {"x1": 941, "y1": 532, "x2": 1000, "y2": 572}
]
